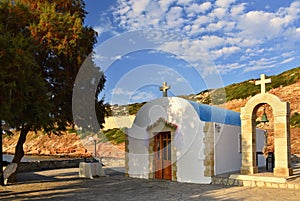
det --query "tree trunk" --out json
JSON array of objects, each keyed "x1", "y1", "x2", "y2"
[
  {"x1": 8, "y1": 125, "x2": 30, "y2": 183},
  {"x1": 0, "y1": 122, "x2": 4, "y2": 186}
]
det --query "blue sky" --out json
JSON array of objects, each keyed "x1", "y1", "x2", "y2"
[{"x1": 83, "y1": 0, "x2": 300, "y2": 105}]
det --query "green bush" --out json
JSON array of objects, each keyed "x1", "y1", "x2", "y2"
[
  {"x1": 128, "y1": 102, "x2": 146, "y2": 115},
  {"x1": 291, "y1": 112, "x2": 300, "y2": 128},
  {"x1": 101, "y1": 128, "x2": 126, "y2": 144},
  {"x1": 224, "y1": 66, "x2": 300, "y2": 102}
]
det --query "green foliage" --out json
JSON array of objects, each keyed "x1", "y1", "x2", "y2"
[
  {"x1": 105, "y1": 102, "x2": 146, "y2": 117},
  {"x1": 128, "y1": 102, "x2": 146, "y2": 115},
  {"x1": 223, "y1": 66, "x2": 300, "y2": 102},
  {"x1": 210, "y1": 88, "x2": 226, "y2": 105},
  {"x1": 0, "y1": 0, "x2": 50, "y2": 128},
  {"x1": 291, "y1": 112, "x2": 300, "y2": 128},
  {"x1": 191, "y1": 67, "x2": 300, "y2": 104},
  {"x1": 0, "y1": 0, "x2": 105, "y2": 133},
  {"x1": 0, "y1": 0, "x2": 105, "y2": 166},
  {"x1": 67, "y1": 128, "x2": 78, "y2": 134},
  {"x1": 3, "y1": 130, "x2": 14, "y2": 138},
  {"x1": 101, "y1": 128, "x2": 126, "y2": 144},
  {"x1": 104, "y1": 66, "x2": 300, "y2": 116},
  {"x1": 225, "y1": 81, "x2": 260, "y2": 101}
]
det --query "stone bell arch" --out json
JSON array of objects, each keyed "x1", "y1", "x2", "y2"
[{"x1": 240, "y1": 74, "x2": 292, "y2": 177}]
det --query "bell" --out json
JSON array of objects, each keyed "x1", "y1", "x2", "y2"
[{"x1": 261, "y1": 111, "x2": 269, "y2": 123}]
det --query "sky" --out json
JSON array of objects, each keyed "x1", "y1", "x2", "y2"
[{"x1": 82, "y1": 0, "x2": 300, "y2": 105}]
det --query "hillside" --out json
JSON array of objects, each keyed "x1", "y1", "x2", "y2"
[
  {"x1": 3, "y1": 130, "x2": 126, "y2": 159},
  {"x1": 181, "y1": 67, "x2": 300, "y2": 155},
  {"x1": 182, "y1": 66, "x2": 300, "y2": 104},
  {"x1": 3, "y1": 67, "x2": 300, "y2": 158},
  {"x1": 218, "y1": 81, "x2": 300, "y2": 154}
]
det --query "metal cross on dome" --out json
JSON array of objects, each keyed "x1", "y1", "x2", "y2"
[
  {"x1": 160, "y1": 82, "x2": 170, "y2": 97},
  {"x1": 255, "y1": 74, "x2": 271, "y2": 94}
]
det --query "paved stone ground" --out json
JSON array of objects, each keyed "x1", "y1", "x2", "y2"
[{"x1": 0, "y1": 168, "x2": 300, "y2": 201}]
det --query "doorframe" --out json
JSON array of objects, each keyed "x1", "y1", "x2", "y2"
[{"x1": 147, "y1": 118, "x2": 177, "y2": 181}]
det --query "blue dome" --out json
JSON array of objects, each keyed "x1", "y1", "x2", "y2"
[{"x1": 188, "y1": 101, "x2": 241, "y2": 126}]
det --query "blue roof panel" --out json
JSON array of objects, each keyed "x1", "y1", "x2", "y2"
[{"x1": 188, "y1": 101, "x2": 241, "y2": 126}]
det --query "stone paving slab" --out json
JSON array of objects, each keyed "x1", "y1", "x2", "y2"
[{"x1": 0, "y1": 167, "x2": 300, "y2": 201}]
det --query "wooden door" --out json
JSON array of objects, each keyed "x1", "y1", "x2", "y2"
[{"x1": 154, "y1": 132, "x2": 172, "y2": 180}]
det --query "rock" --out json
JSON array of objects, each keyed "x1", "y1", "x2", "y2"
[
  {"x1": 75, "y1": 147, "x2": 87, "y2": 155},
  {"x1": 27, "y1": 149, "x2": 39, "y2": 155}
]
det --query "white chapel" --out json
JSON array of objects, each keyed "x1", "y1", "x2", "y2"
[{"x1": 125, "y1": 97, "x2": 265, "y2": 184}]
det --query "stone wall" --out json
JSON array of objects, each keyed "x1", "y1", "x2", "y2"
[
  {"x1": 102, "y1": 157, "x2": 125, "y2": 167},
  {"x1": 203, "y1": 122, "x2": 214, "y2": 177},
  {"x1": 17, "y1": 158, "x2": 84, "y2": 173},
  {"x1": 15, "y1": 157, "x2": 125, "y2": 173}
]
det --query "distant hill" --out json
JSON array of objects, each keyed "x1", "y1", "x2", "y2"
[
  {"x1": 181, "y1": 66, "x2": 300, "y2": 104},
  {"x1": 4, "y1": 67, "x2": 300, "y2": 157},
  {"x1": 111, "y1": 66, "x2": 300, "y2": 115},
  {"x1": 107, "y1": 67, "x2": 300, "y2": 155}
]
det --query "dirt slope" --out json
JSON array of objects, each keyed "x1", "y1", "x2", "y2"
[
  {"x1": 218, "y1": 82, "x2": 300, "y2": 154},
  {"x1": 3, "y1": 82, "x2": 300, "y2": 158}
]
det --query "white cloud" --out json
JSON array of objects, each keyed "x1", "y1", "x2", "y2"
[
  {"x1": 110, "y1": 0, "x2": 300, "y2": 75},
  {"x1": 212, "y1": 7, "x2": 227, "y2": 19},
  {"x1": 176, "y1": 77, "x2": 185, "y2": 82},
  {"x1": 243, "y1": 65, "x2": 276, "y2": 73},
  {"x1": 166, "y1": 6, "x2": 185, "y2": 28},
  {"x1": 111, "y1": 88, "x2": 157, "y2": 104},
  {"x1": 158, "y1": 0, "x2": 174, "y2": 12},
  {"x1": 237, "y1": 11, "x2": 280, "y2": 39},
  {"x1": 177, "y1": 0, "x2": 192, "y2": 6},
  {"x1": 199, "y1": 35, "x2": 225, "y2": 49},
  {"x1": 199, "y1": 2, "x2": 212, "y2": 12},
  {"x1": 216, "y1": 0, "x2": 236, "y2": 8},
  {"x1": 282, "y1": 51, "x2": 295, "y2": 57},
  {"x1": 131, "y1": 0, "x2": 150, "y2": 14},
  {"x1": 236, "y1": 2, "x2": 300, "y2": 42},
  {"x1": 230, "y1": 3, "x2": 247, "y2": 16},
  {"x1": 93, "y1": 26, "x2": 105, "y2": 35},
  {"x1": 118, "y1": 4, "x2": 130, "y2": 15},
  {"x1": 242, "y1": 55, "x2": 285, "y2": 72},
  {"x1": 280, "y1": 57, "x2": 295, "y2": 64},
  {"x1": 217, "y1": 62, "x2": 246, "y2": 73},
  {"x1": 193, "y1": 15, "x2": 210, "y2": 25},
  {"x1": 131, "y1": 91, "x2": 156, "y2": 101},
  {"x1": 112, "y1": 88, "x2": 132, "y2": 96},
  {"x1": 246, "y1": 56, "x2": 280, "y2": 71},
  {"x1": 211, "y1": 46, "x2": 241, "y2": 59},
  {"x1": 159, "y1": 39, "x2": 210, "y2": 63},
  {"x1": 206, "y1": 21, "x2": 227, "y2": 32},
  {"x1": 186, "y1": 2, "x2": 212, "y2": 14},
  {"x1": 283, "y1": 1, "x2": 300, "y2": 17}
]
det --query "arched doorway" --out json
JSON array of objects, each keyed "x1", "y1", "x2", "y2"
[
  {"x1": 240, "y1": 93, "x2": 293, "y2": 177},
  {"x1": 146, "y1": 118, "x2": 177, "y2": 181}
]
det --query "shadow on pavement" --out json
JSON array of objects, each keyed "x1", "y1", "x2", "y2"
[{"x1": 0, "y1": 167, "x2": 270, "y2": 201}]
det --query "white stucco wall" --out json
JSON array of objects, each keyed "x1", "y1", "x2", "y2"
[
  {"x1": 127, "y1": 97, "x2": 266, "y2": 183},
  {"x1": 214, "y1": 125, "x2": 266, "y2": 175},
  {"x1": 214, "y1": 123, "x2": 242, "y2": 175},
  {"x1": 172, "y1": 100, "x2": 212, "y2": 184},
  {"x1": 127, "y1": 97, "x2": 212, "y2": 183},
  {"x1": 127, "y1": 126, "x2": 150, "y2": 178}
]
